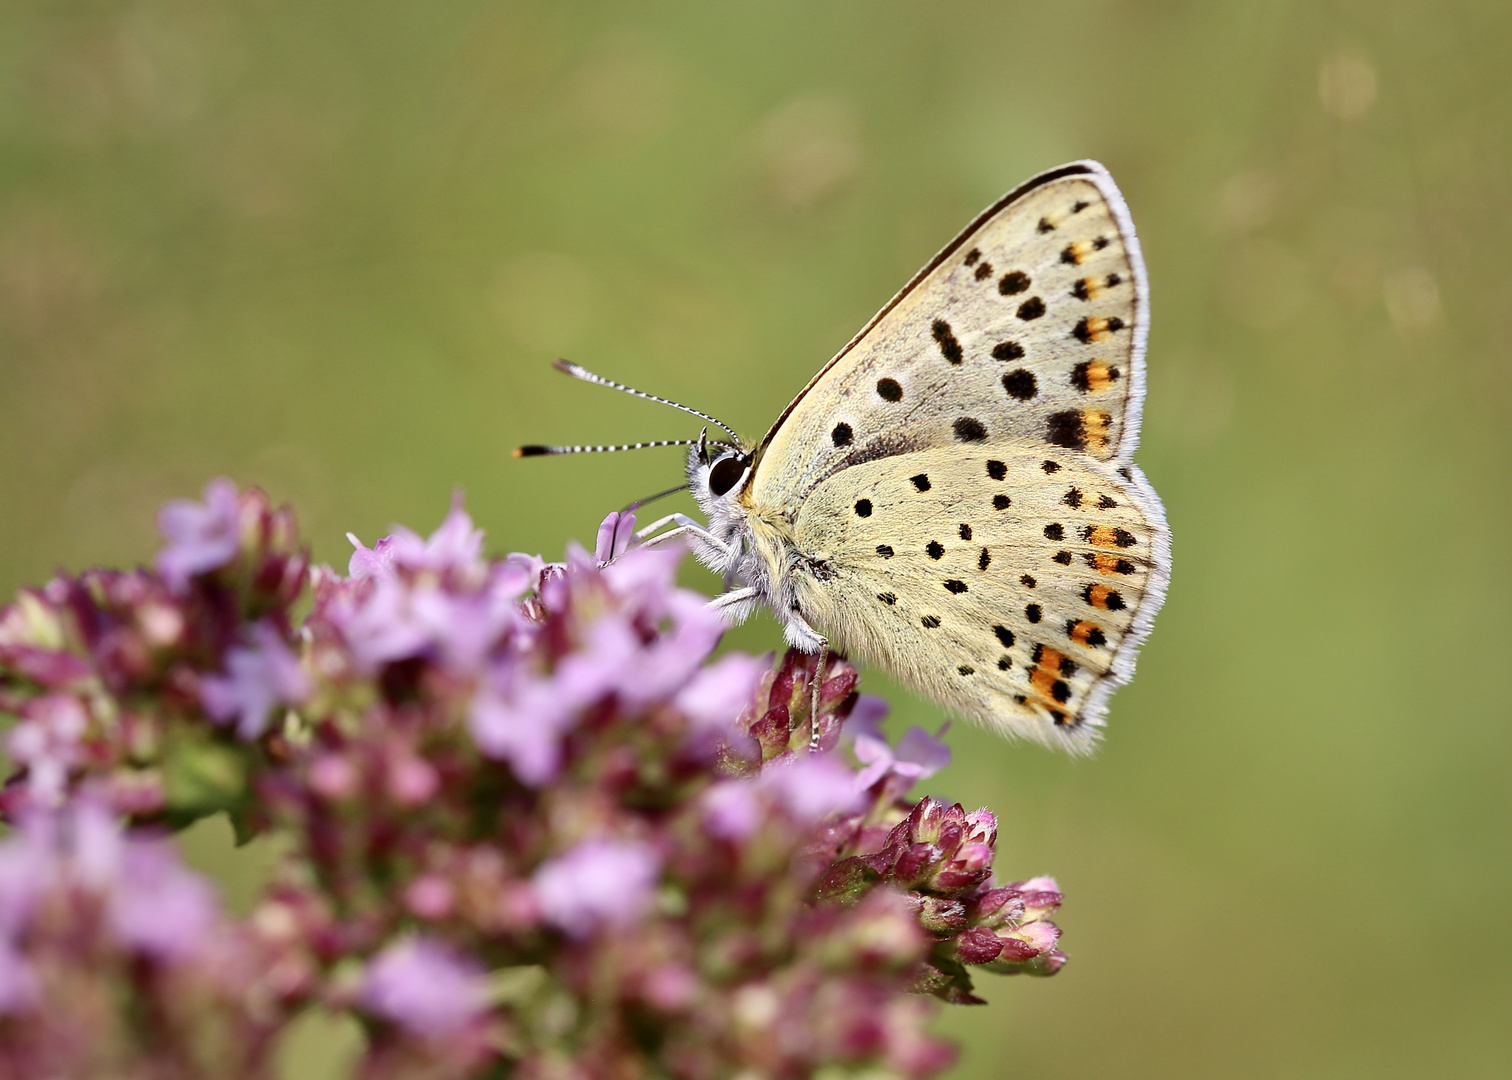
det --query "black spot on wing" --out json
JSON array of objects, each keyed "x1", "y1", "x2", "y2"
[
  {"x1": 991, "y1": 341, "x2": 1025, "y2": 361},
  {"x1": 831, "y1": 423, "x2": 852, "y2": 448},
  {"x1": 876, "y1": 377, "x2": 903, "y2": 402},
  {"x1": 953, "y1": 417, "x2": 988, "y2": 443},
  {"x1": 911, "y1": 473, "x2": 931, "y2": 492},
  {"x1": 999, "y1": 271, "x2": 1030, "y2": 295},
  {"x1": 943, "y1": 580, "x2": 968, "y2": 594},
  {"x1": 1002, "y1": 369, "x2": 1037, "y2": 400},
  {"x1": 992, "y1": 494, "x2": 1011, "y2": 510},
  {"x1": 854, "y1": 499, "x2": 872, "y2": 517},
  {"x1": 926, "y1": 540, "x2": 944, "y2": 560},
  {"x1": 986, "y1": 460, "x2": 1007, "y2": 480},
  {"x1": 921, "y1": 615, "x2": 941, "y2": 629},
  {"x1": 958, "y1": 523, "x2": 973, "y2": 541},
  {"x1": 876, "y1": 544, "x2": 894, "y2": 558},
  {"x1": 1017, "y1": 297, "x2": 1046, "y2": 320},
  {"x1": 931, "y1": 320, "x2": 963, "y2": 364},
  {"x1": 993, "y1": 625, "x2": 1015, "y2": 648},
  {"x1": 1025, "y1": 603, "x2": 1042, "y2": 623},
  {"x1": 1047, "y1": 411, "x2": 1085, "y2": 450}
]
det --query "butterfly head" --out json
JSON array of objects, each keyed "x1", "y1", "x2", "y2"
[{"x1": 687, "y1": 427, "x2": 753, "y2": 513}]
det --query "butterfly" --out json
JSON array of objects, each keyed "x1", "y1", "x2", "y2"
[{"x1": 518, "y1": 160, "x2": 1170, "y2": 752}]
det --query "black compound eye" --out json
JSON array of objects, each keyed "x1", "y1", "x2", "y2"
[{"x1": 708, "y1": 454, "x2": 749, "y2": 497}]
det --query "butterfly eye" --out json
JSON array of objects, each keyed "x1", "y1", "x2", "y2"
[{"x1": 707, "y1": 453, "x2": 749, "y2": 497}]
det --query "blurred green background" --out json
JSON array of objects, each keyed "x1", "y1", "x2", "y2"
[{"x1": 3, "y1": 1, "x2": 1509, "y2": 1076}]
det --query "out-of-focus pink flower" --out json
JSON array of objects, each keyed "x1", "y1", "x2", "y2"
[
  {"x1": 0, "y1": 802, "x2": 221, "y2": 963},
  {"x1": 853, "y1": 723, "x2": 951, "y2": 793},
  {"x1": 552, "y1": 585, "x2": 726, "y2": 713},
  {"x1": 532, "y1": 838, "x2": 661, "y2": 938},
  {"x1": 760, "y1": 754, "x2": 864, "y2": 822},
  {"x1": 155, "y1": 478, "x2": 243, "y2": 591},
  {"x1": 361, "y1": 936, "x2": 489, "y2": 1037},
  {"x1": 109, "y1": 839, "x2": 220, "y2": 960},
  {"x1": 200, "y1": 621, "x2": 311, "y2": 740},
  {"x1": 5, "y1": 695, "x2": 88, "y2": 808},
  {"x1": 702, "y1": 779, "x2": 762, "y2": 841},
  {"x1": 674, "y1": 652, "x2": 766, "y2": 735},
  {"x1": 469, "y1": 674, "x2": 575, "y2": 785},
  {"x1": 347, "y1": 495, "x2": 485, "y2": 580}
]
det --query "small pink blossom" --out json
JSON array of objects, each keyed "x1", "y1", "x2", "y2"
[
  {"x1": 155, "y1": 478, "x2": 242, "y2": 590},
  {"x1": 200, "y1": 621, "x2": 311, "y2": 739},
  {"x1": 532, "y1": 838, "x2": 661, "y2": 938},
  {"x1": 362, "y1": 936, "x2": 489, "y2": 1036}
]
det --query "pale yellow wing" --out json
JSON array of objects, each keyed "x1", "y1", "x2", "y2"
[
  {"x1": 789, "y1": 443, "x2": 1168, "y2": 750},
  {"x1": 746, "y1": 160, "x2": 1166, "y2": 746},
  {"x1": 749, "y1": 161, "x2": 1149, "y2": 511}
]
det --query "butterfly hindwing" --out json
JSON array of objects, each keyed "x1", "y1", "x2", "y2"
[
  {"x1": 750, "y1": 161, "x2": 1148, "y2": 514},
  {"x1": 788, "y1": 444, "x2": 1166, "y2": 749}
]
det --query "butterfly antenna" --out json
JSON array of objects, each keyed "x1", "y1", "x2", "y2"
[
  {"x1": 513, "y1": 439, "x2": 701, "y2": 458},
  {"x1": 549, "y1": 359, "x2": 742, "y2": 443}
]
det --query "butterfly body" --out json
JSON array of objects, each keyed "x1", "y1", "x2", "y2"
[{"x1": 683, "y1": 161, "x2": 1169, "y2": 751}]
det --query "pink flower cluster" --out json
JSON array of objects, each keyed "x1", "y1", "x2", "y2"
[{"x1": 0, "y1": 481, "x2": 1067, "y2": 1078}]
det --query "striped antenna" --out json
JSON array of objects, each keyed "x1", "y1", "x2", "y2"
[
  {"x1": 550, "y1": 359, "x2": 742, "y2": 443},
  {"x1": 513, "y1": 439, "x2": 703, "y2": 458}
]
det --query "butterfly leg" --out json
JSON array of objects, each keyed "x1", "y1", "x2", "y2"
[
  {"x1": 708, "y1": 586, "x2": 760, "y2": 623},
  {"x1": 777, "y1": 610, "x2": 829, "y2": 752},
  {"x1": 634, "y1": 514, "x2": 734, "y2": 557},
  {"x1": 808, "y1": 647, "x2": 828, "y2": 752}
]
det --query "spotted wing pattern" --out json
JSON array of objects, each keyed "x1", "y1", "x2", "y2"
[
  {"x1": 747, "y1": 161, "x2": 1168, "y2": 747},
  {"x1": 788, "y1": 444, "x2": 1166, "y2": 748},
  {"x1": 750, "y1": 161, "x2": 1149, "y2": 511}
]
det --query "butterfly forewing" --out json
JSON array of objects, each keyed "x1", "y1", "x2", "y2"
[{"x1": 751, "y1": 163, "x2": 1147, "y2": 514}]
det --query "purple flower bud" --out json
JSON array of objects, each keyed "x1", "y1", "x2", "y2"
[
  {"x1": 361, "y1": 936, "x2": 489, "y2": 1036},
  {"x1": 532, "y1": 838, "x2": 661, "y2": 938},
  {"x1": 155, "y1": 478, "x2": 242, "y2": 591},
  {"x1": 200, "y1": 621, "x2": 310, "y2": 740},
  {"x1": 952, "y1": 925, "x2": 1006, "y2": 965},
  {"x1": 968, "y1": 888, "x2": 1026, "y2": 929}
]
